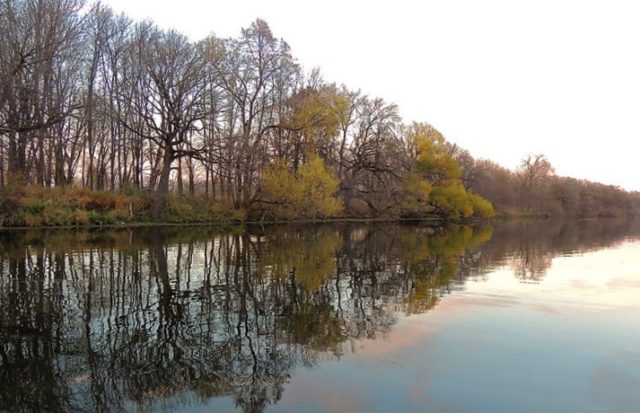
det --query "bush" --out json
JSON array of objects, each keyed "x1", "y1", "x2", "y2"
[
  {"x1": 430, "y1": 185, "x2": 474, "y2": 219},
  {"x1": 399, "y1": 172, "x2": 433, "y2": 216},
  {"x1": 209, "y1": 199, "x2": 246, "y2": 222},
  {"x1": 469, "y1": 193, "x2": 496, "y2": 218},
  {"x1": 258, "y1": 156, "x2": 343, "y2": 220}
]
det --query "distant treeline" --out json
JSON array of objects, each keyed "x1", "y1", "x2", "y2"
[
  {"x1": 0, "y1": 0, "x2": 637, "y2": 225},
  {"x1": 457, "y1": 153, "x2": 640, "y2": 218}
]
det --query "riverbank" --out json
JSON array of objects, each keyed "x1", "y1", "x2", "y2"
[
  {"x1": 5, "y1": 186, "x2": 634, "y2": 231},
  {"x1": 0, "y1": 185, "x2": 462, "y2": 230},
  {"x1": 0, "y1": 185, "x2": 243, "y2": 228},
  {"x1": 3, "y1": 185, "x2": 630, "y2": 230},
  {"x1": 0, "y1": 216, "x2": 461, "y2": 231}
]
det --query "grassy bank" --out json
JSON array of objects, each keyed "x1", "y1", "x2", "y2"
[{"x1": 0, "y1": 185, "x2": 246, "y2": 228}]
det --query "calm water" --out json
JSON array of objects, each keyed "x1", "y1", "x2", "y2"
[{"x1": 1, "y1": 220, "x2": 639, "y2": 413}]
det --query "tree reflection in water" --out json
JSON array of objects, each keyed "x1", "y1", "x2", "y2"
[{"x1": 0, "y1": 220, "x2": 639, "y2": 413}]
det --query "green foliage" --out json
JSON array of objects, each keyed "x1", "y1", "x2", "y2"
[
  {"x1": 399, "y1": 122, "x2": 495, "y2": 219},
  {"x1": 287, "y1": 87, "x2": 342, "y2": 149},
  {"x1": 469, "y1": 193, "x2": 496, "y2": 218},
  {"x1": 209, "y1": 200, "x2": 247, "y2": 222},
  {"x1": 297, "y1": 157, "x2": 343, "y2": 216},
  {"x1": 0, "y1": 178, "x2": 25, "y2": 219},
  {"x1": 0, "y1": 185, "x2": 127, "y2": 227},
  {"x1": 259, "y1": 156, "x2": 343, "y2": 220},
  {"x1": 430, "y1": 185, "x2": 474, "y2": 219},
  {"x1": 161, "y1": 194, "x2": 202, "y2": 222},
  {"x1": 429, "y1": 185, "x2": 496, "y2": 219},
  {"x1": 259, "y1": 160, "x2": 298, "y2": 219},
  {"x1": 399, "y1": 172, "x2": 433, "y2": 216},
  {"x1": 410, "y1": 123, "x2": 461, "y2": 184}
]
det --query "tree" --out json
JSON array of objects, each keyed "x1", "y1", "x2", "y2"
[
  {"x1": 399, "y1": 172, "x2": 433, "y2": 216},
  {"x1": 258, "y1": 155, "x2": 342, "y2": 220},
  {"x1": 214, "y1": 18, "x2": 299, "y2": 209},
  {"x1": 119, "y1": 26, "x2": 208, "y2": 215},
  {"x1": 341, "y1": 96, "x2": 407, "y2": 214},
  {"x1": 279, "y1": 84, "x2": 342, "y2": 168},
  {"x1": 0, "y1": 0, "x2": 85, "y2": 183},
  {"x1": 412, "y1": 123, "x2": 462, "y2": 184},
  {"x1": 516, "y1": 154, "x2": 554, "y2": 212},
  {"x1": 407, "y1": 123, "x2": 494, "y2": 218}
]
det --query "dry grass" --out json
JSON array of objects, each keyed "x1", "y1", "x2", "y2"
[{"x1": 0, "y1": 185, "x2": 245, "y2": 227}]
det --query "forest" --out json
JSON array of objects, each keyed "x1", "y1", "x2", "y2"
[{"x1": 1, "y1": 0, "x2": 638, "y2": 226}]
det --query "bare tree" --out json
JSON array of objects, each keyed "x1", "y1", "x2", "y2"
[
  {"x1": 119, "y1": 25, "x2": 208, "y2": 215},
  {"x1": 0, "y1": 0, "x2": 85, "y2": 184},
  {"x1": 516, "y1": 154, "x2": 554, "y2": 212},
  {"x1": 213, "y1": 19, "x2": 299, "y2": 208}
]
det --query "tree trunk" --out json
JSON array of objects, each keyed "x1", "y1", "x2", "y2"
[{"x1": 153, "y1": 146, "x2": 174, "y2": 218}]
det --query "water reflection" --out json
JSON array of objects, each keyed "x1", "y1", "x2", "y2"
[
  {"x1": 0, "y1": 220, "x2": 639, "y2": 413},
  {"x1": 478, "y1": 219, "x2": 640, "y2": 283}
]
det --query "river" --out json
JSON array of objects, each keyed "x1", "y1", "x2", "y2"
[{"x1": 0, "y1": 220, "x2": 639, "y2": 412}]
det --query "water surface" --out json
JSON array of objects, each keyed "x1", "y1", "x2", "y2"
[{"x1": 1, "y1": 220, "x2": 639, "y2": 412}]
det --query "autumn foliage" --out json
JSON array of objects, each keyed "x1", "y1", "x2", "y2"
[{"x1": 258, "y1": 156, "x2": 343, "y2": 220}]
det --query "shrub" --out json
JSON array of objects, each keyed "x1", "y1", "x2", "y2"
[
  {"x1": 399, "y1": 172, "x2": 433, "y2": 216},
  {"x1": 258, "y1": 156, "x2": 343, "y2": 220},
  {"x1": 430, "y1": 184, "x2": 474, "y2": 219},
  {"x1": 469, "y1": 193, "x2": 496, "y2": 218}
]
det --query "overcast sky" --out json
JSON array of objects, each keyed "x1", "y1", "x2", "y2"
[{"x1": 103, "y1": 0, "x2": 640, "y2": 191}]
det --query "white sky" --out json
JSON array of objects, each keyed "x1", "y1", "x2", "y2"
[{"x1": 103, "y1": 0, "x2": 640, "y2": 191}]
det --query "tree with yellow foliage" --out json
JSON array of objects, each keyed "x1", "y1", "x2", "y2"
[
  {"x1": 402, "y1": 122, "x2": 495, "y2": 218},
  {"x1": 258, "y1": 155, "x2": 343, "y2": 220}
]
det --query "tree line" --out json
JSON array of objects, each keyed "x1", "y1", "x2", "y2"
[
  {"x1": 457, "y1": 152, "x2": 640, "y2": 218},
  {"x1": 0, "y1": 0, "x2": 494, "y2": 221},
  {"x1": 1, "y1": 0, "x2": 637, "y2": 222}
]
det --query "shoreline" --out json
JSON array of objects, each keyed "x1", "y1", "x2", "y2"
[
  {"x1": 1, "y1": 215, "x2": 635, "y2": 232},
  {"x1": 0, "y1": 216, "x2": 450, "y2": 231}
]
